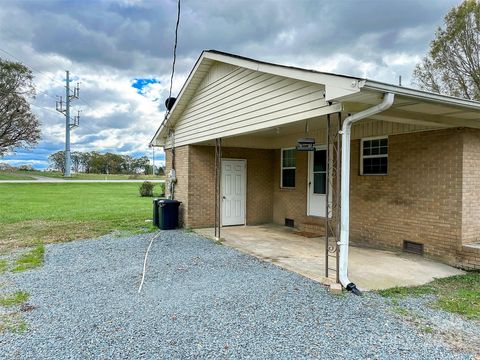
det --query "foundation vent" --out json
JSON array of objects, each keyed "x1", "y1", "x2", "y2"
[
  {"x1": 285, "y1": 218, "x2": 295, "y2": 228},
  {"x1": 403, "y1": 240, "x2": 424, "y2": 255}
]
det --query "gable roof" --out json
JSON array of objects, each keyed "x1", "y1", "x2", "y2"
[{"x1": 151, "y1": 50, "x2": 480, "y2": 146}]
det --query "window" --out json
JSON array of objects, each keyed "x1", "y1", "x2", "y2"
[
  {"x1": 281, "y1": 148, "x2": 296, "y2": 187},
  {"x1": 313, "y1": 149, "x2": 327, "y2": 194},
  {"x1": 361, "y1": 137, "x2": 388, "y2": 175}
]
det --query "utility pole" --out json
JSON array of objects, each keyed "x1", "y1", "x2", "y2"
[
  {"x1": 152, "y1": 146, "x2": 155, "y2": 176},
  {"x1": 56, "y1": 70, "x2": 81, "y2": 177}
]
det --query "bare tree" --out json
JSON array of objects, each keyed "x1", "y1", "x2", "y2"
[
  {"x1": 0, "y1": 58, "x2": 40, "y2": 156},
  {"x1": 413, "y1": 0, "x2": 480, "y2": 100}
]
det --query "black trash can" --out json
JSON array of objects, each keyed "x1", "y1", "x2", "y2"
[
  {"x1": 152, "y1": 198, "x2": 161, "y2": 227},
  {"x1": 157, "y1": 199, "x2": 181, "y2": 230}
]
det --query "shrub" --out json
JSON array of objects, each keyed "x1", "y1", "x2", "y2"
[
  {"x1": 157, "y1": 182, "x2": 165, "y2": 196},
  {"x1": 139, "y1": 181, "x2": 155, "y2": 197}
]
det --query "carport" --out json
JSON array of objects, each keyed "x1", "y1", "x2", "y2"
[
  {"x1": 196, "y1": 224, "x2": 463, "y2": 291},
  {"x1": 153, "y1": 50, "x2": 480, "y2": 292}
]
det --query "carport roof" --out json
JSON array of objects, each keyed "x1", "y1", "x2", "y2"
[{"x1": 151, "y1": 50, "x2": 480, "y2": 146}]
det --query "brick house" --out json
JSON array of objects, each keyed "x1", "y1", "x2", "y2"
[{"x1": 151, "y1": 50, "x2": 480, "y2": 286}]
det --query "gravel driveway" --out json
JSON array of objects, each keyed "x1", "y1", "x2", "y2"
[{"x1": 0, "y1": 231, "x2": 475, "y2": 359}]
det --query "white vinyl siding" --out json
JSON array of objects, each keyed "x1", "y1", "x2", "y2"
[
  {"x1": 172, "y1": 63, "x2": 332, "y2": 147},
  {"x1": 351, "y1": 119, "x2": 437, "y2": 139}
]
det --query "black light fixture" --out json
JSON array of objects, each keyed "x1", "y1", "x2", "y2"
[{"x1": 296, "y1": 137, "x2": 316, "y2": 151}]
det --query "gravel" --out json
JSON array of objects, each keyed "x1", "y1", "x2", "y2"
[{"x1": 0, "y1": 231, "x2": 475, "y2": 359}]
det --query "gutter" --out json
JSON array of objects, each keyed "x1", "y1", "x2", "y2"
[
  {"x1": 363, "y1": 80, "x2": 480, "y2": 111},
  {"x1": 339, "y1": 92, "x2": 395, "y2": 295}
]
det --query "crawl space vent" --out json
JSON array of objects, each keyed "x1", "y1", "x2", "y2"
[
  {"x1": 285, "y1": 218, "x2": 295, "y2": 228},
  {"x1": 403, "y1": 240, "x2": 424, "y2": 255}
]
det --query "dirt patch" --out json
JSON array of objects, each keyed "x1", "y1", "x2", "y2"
[{"x1": 0, "y1": 220, "x2": 111, "y2": 252}]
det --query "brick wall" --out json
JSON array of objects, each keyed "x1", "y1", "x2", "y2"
[
  {"x1": 166, "y1": 145, "x2": 274, "y2": 228},
  {"x1": 166, "y1": 128, "x2": 480, "y2": 269},
  {"x1": 457, "y1": 245, "x2": 480, "y2": 270},
  {"x1": 461, "y1": 129, "x2": 480, "y2": 245},
  {"x1": 222, "y1": 147, "x2": 275, "y2": 225},
  {"x1": 272, "y1": 150, "x2": 326, "y2": 232},
  {"x1": 271, "y1": 129, "x2": 470, "y2": 267},
  {"x1": 349, "y1": 129, "x2": 463, "y2": 265},
  {"x1": 165, "y1": 146, "x2": 189, "y2": 226}
]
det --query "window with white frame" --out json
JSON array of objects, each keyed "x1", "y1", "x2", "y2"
[
  {"x1": 361, "y1": 137, "x2": 388, "y2": 175},
  {"x1": 281, "y1": 148, "x2": 296, "y2": 187}
]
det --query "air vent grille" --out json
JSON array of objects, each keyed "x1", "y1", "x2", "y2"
[
  {"x1": 285, "y1": 218, "x2": 294, "y2": 228},
  {"x1": 403, "y1": 240, "x2": 424, "y2": 255}
]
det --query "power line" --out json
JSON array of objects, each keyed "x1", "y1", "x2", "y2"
[
  {"x1": 0, "y1": 47, "x2": 65, "y2": 88},
  {"x1": 167, "y1": 0, "x2": 181, "y2": 104},
  {"x1": 0, "y1": 87, "x2": 59, "y2": 116},
  {"x1": 0, "y1": 47, "x2": 91, "y2": 107},
  {"x1": 30, "y1": 102, "x2": 61, "y2": 115}
]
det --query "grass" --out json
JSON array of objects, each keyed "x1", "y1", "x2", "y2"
[
  {"x1": 9, "y1": 170, "x2": 164, "y2": 181},
  {"x1": 0, "y1": 291, "x2": 29, "y2": 307},
  {"x1": 67, "y1": 173, "x2": 164, "y2": 180},
  {"x1": 0, "y1": 183, "x2": 162, "y2": 252},
  {"x1": 0, "y1": 289, "x2": 29, "y2": 335},
  {"x1": 378, "y1": 284, "x2": 436, "y2": 298},
  {"x1": 391, "y1": 306, "x2": 410, "y2": 317},
  {"x1": 0, "y1": 259, "x2": 7, "y2": 274},
  {"x1": 11, "y1": 244, "x2": 45, "y2": 272},
  {"x1": 0, "y1": 172, "x2": 34, "y2": 180},
  {"x1": 422, "y1": 326, "x2": 434, "y2": 334},
  {"x1": 15, "y1": 170, "x2": 64, "y2": 178},
  {"x1": 378, "y1": 272, "x2": 480, "y2": 320},
  {"x1": 0, "y1": 313, "x2": 28, "y2": 333}
]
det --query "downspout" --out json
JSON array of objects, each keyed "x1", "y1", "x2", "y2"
[{"x1": 339, "y1": 92, "x2": 395, "y2": 295}]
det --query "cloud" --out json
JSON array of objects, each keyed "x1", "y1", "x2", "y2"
[{"x1": 0, "y1": 0, "x2": 461, "y2": 168}]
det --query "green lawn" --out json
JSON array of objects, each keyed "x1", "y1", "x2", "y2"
[
  {"x1": 0, "y1": 173, "x2": 34, "y2": 180},
  {"x1": 68, "y1": 173, "x2": 164, "y2": 180},
  {"x1": 0, "y1": 183, "x2": 163, "y2": 251},
  {"x1": 379, "y1": 272, "x2": 480, "y2": 320},
  {"x1": 14, "y1": 170, "x2": 64, "y2": 178},
  {"x1": 10, "y1": 170, "x2": 164, "y2": 181}
]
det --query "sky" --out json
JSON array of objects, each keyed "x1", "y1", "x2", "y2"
[{"x1": 0, "y1": 0, "x2": 461, "y2": 169}]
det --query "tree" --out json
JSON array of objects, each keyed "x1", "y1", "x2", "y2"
[
  {"x1": 79, "y1": 152, "x2": 92, "y2": 173},
  {"x1": 71, "y1": 151, "x2": 82, "y2": 173},
  {"x1": 0, "y1": 58, "x2": 40, "y2": 156},
  {"x1": 132, "y1": 156, "x2": 150, "y2": 174},
  {"x1": 103, "y1": 152, "x2": 124, "y2": 174},
  {"x1": 89, "y1": 152, "x2": 105, "y2": 173},
  {"x1": 413, "y1": 0, "x2": 480, "y2": 100},
  {"x1": 48, "y1": 151, "x2": 65, "y2": 172}
]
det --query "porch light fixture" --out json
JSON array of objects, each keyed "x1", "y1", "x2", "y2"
[{"x1": 296, "y1": 137, "x2": 316, "y2": 151}]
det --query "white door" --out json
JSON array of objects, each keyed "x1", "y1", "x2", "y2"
[
  {"x1": 221, "y1": 159, "x2": 246, "y2": 226},
  {"x1": 307, "y1": 148, "x2": 328, "y2": 217}
]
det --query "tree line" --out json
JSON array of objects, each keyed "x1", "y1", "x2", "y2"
[{"x1": 48, "y1": 151, "x2": 163, "y2": 175}]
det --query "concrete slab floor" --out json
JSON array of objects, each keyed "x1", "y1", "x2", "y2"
[{"x1": 195, "y1": 224, "x2": 464, "y2": 291}]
